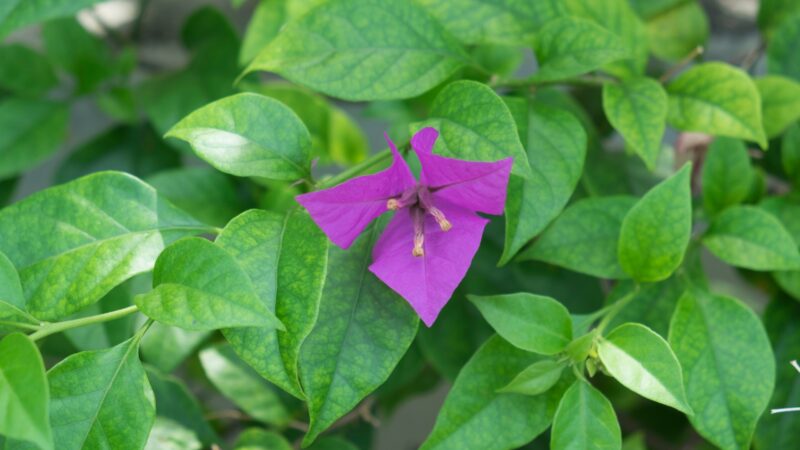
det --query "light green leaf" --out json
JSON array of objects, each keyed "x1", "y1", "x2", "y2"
[
  {"x1": 421, "y1": 335, "x2": 569, "y2": 450},
  {"x1": 0, "y1": 251, "x2": 36, "y2": 333},
  {"x1": 761, "y1": 194, "x2": 800, "y2": 300},
  {"x1": 599, "y1": 323, "x2": 692, "y2": 414},
  {"x1": 759, "y1": 0, "x2": 800, "y2": 36},
  {"x1": 532, "y1": 17, "x2": 629, "y2": 82},
  {"x1": 144, "y1": 417, "x2": 201, "y2": 450},
  {"x1": 0, "y1": 171, "x2": 211, "y2": 320},
  {"x1": 618, "y1": 164, "x2": 692, "y2": 282},
  {"x1": 756, "y1": 75, "x2": 800, "y2": 138},
  {"x1": 199, "y1": 345, "x2": 289, "y2": 426},
  {"x1": 243, "y1": 82, "x2": 368, "y2": 165},
  {"x1": 521, "y1": 196, "x2": 637, "y2": 279},
  {"x1": 135, "y1": 237, "x2": 283, "y2": 331},
  {"x1": 701, "y1": 137, "x2": 752, "y2": 216},
  {"x1": 755, "y1": 296, "x2": 800, "y2": 450},
  {"x1": 246, "y1": 0, "x2": 469, "y2": 101},
  {"x1": 62, "y1": 282, "x2": 137, "y2": 351},
  {"x1": 0, "y1": 333, "x2": 52, "y2": 450},
  {"x1": 768, "y1": 11, "x2": 800, "y2": 81},
  {"x1": 299, "y1": 220, "x2": 418, "y2": 445},
  {"x1": 141, "y1": 323, "x2": 209, "y2": 373},
  {"x1": 166, "y1": 93, "x2": 312, "y2": 181},
  {"x1": 500, "y1": 100, "x2": 586, "y2": 264},
  {"x1": 702, "y1": 205, "x2": 800, "y2": 271},
  {"x1": 239, "y1": 0, "x2": 287, "y2": 65},
  {"x1": 47, "y1": 334, "x2": 155, "y2": 450},
  {"x1": 667, "y1": 62, "x2": 767, "y2": 148},
  {"x1": 551, "y1": 380, "x2": 621, "y2": 450},
  {"x1": 499, "y1": 360, "x2": 566, "y2": 395},
  {"x1": 0, "y1": 98, "x2": 67, "y2": 179},
  {"x1": 0, "y1": 44, "x2": 57, "y2": 96},
  {"x1": 469, "y1": 293, "x2": 572, "y2": 354},
  {"x1": 235, "y1": 429, "x2": 291, "y2": 450},
  {"x1": 645, "y1": 1, "x2": 708, "y2": 61},
  {"x1": 0, "y1": 0, "x2": 105, "y2": 37},
  {"x1": 669, "y1": 290, "x2": 775, "y2": 450},
  {"x1": 416, "y1": 0, "x2": 567, "y2": 45},
  {"x1": 146, "y1": 167, "x2": 243, "y2": 228},
  {"x1": 604, "y1": 277, "x2": 686, "y2": 337},
  {"x1": 220, "y1": 209, "x2": 328, "y2": 400},
  {"x1": 783, "y1": 124, "x2": 800, "y2": 184},
  {"x1": 146, "y1": 367, "x2": 218, "y2": 447},
  {"x1": 602, "y1": 77, "x2": 668, "y2": 169},
  {"x1": 412, "y1": 80, "x2": 530, "y2": 178},
  {"x1": 564, "y1": 0, "x2": 649, "y2": 78}
]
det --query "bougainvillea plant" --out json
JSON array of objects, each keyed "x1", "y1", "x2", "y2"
[{"x1": 1, "y1": 0, "x2": 800, "y2": 449}]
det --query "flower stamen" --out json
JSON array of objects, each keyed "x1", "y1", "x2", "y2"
[
  {"x1": 387, "y1": 198, "x2": 401, "y2": 210},
  {"x1": 429, "y1": 207, "x2": 451, "y2": 231},
  {"x1": 412, "y1": 207, "x2": 425, "y2": 257}
]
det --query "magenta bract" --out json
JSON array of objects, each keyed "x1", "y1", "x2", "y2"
[{"x1": 296, "y1": 127, "x2": 512, "y2": 326}]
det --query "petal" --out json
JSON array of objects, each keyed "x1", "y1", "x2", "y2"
[
  {"x1": 296, "y1": 134, "x2": 415, "y2": 249},
  {"x1": 410, "y1": 128, "x2": 513, "y2": 215},
  {"x1": 369, "y1": 201, "x2": 488, "y2": 326}
]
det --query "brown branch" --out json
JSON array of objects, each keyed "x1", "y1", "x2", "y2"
[{"x1": 659, "y1": 46, "x2": 705, "y2": 83}]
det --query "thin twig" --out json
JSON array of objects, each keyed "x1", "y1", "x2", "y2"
[
  {"x1": 659, "y1": 46, "x2": 704, "y2": 83},
  {"x1": 740, "y1": 40, "x2": 766, "y2": 73}
]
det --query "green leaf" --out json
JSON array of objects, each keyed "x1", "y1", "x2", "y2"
[
  {"x1": 618, "y1": 164, "x2": 692, "y2": 282},
  {"x1": 702, "y1": 205, "x2": 800, "y2": 270},
  {"x1": 498, "y1": 359, "x2": 566, "y2": 395},
  {"x1": 602, "y1": 77, "x2": 668, "y2": 169},
  {"x1": 220, "y1": 209, "x2": 328, "y2": 400},
  {"x1": 0, "y1": 98, "x2": 67, "y2": 179},
  {"x1": 0, "y1": 333, "x2": 52, "y2": 450},
  {"x1": 307, "y1": 437, "x2": 360, "y2": 450},
  {"x1": 412, "y1": 80, "x2": 530, "y2": 178},
  {"x1": 235, "y1": 429, "x2": 292, "y2": 450},
  {"x1": 62, "y1": 282, "x2": 137, "y2": 351},
  {"x1": 604, "y1": 277, "x2": 686, "y2": 337},
  {"x1": 135, "y1": 237, "x2": 283, "y2": 331},
  {"x1": 416, "y1": 0, "x2": 567, "y2": 45},
  {"x1": 0, "y1": 0, "x2": 105, "y2": 37},
  {"x1": 757, "y1": 76, "x2": 800, "y2": 138},
  {"x1": 782, "y1": 124, "x2": 800, "y2": 184},
  {"x1": 299, "y1": 220, "x2": 418, "y2": 445},
  {"x1": 199, "y1": 345, "x2": 289, "y2": 426},
  {"x1": 564, "y1": 0, "x2": 649, "y2": 78},
  {"x1": 0, "y1": 44, "x2": 57, "y2": 96},
  {"x1": 759, "y1": 0, "x2": 800, "y2": 36},
  {"x1": 246, "y1": 0, "x2": 469, "y2": 101},
  {"x1": 166, "y1": 93, "x2": 312, "y2": 181},
  {"x1": 550, "y1": 380, "x2": 621, "y2": 450},
  {"x1": 755, "y1": 296, "x2": 800, "y2": 450},
  {"x1": 667, "y1": 62, "x2": 767, "y2": 148},
  {"x1": 243, "y1": 82, "x2": 369, "y2": 165},
  {"x1": 0, "y1": 171, "x2": 211, "y2": 320},
  {"x1": 47, "y1": 334, "x2": 155, "y2": 450},
  {"x1": 55, "y1": 125, "x2": 180, "y2": 184},
  {"x1": 141, "y1": 323, "x2": 209, "y2": 373},
  {"x1": 645, "y1": 1, "x2": 708, "y2": 61},
  {"x1": 421, "y1": 335, "x2": 569, "y2": 450},
  {"x1": 146, "y1": 167, "x2": 243, "y2": 228},
  {"x1": 669, "y1": 290, "x2": 775, "y2": 450},
  {"x1": 41, "y1": 17, "x2": 114, "y2": 93},
  {"x1": 0, "y1": 250, "x2": 36, "y2": 333},
  {"x1": 469, "y1": 293, "x2": 572, "y2": 355},
  {"x1": 144, "y1": 417, "x2": 201, "y2": 450},
  {"x1": 239, "y1": 0, "x2": 287, "y2": 65},
  {"x1": 701, "y1": 138, "x2": 752, "y2": 216},
  {"x1": 521, "y1": 196, "x2": 637, "y2": 279},
  {"x1": 500, "y1": 101, "x2": 587, "y2": 264},
  {"x1": 598, "y1": 323, "x2": 692, "y2": 414},
  {"x1": 532, "y1": 17, "x2": 629, "y2": 82},
  {"x1": 146, "y1": 367, "x2": 218, "y2": 446},
  {"x1": 768, "y1": 11, "x2": 800, "y2": 81},
  {"x1": 761, "y1": 195, "x2": 800, "y2": 299}
]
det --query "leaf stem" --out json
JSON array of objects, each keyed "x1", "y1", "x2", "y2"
[
  {"x1": 29, "y1": 305, "x2": 140, "y2": 341},
  {"x1": 315, "y1": 149, "x2": 393, "y2": 190},
  {"x1": 772, "y1": 407, "x2": 800, "y2": 414},
  {"x1": 595, "y1": 286, "x2": 640, "y2": 335},
  {"x1": 658, "y1": 46, "x2": 704, "y2": 83}
]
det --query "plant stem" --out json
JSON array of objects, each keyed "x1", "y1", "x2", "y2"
[
  {"x1": 490, "y1": 74, "x2": 615, "y2": 89},
  {"x1": 29, "y1": 305, "x2": 140, "y2": 341},
  {"x1": 316, "y1": 149, "x2": 393, "y2": 190},
  {"x1": 772, "y1": 407, "x2": 800, "y2": 414},
  {"x1": 595, "y1": 286, "x2": 640, "y2": 334},
  {"x1": 659, "y1": 46, "x2": 704, "y2": 83}
]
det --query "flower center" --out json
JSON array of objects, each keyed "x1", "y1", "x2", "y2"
[{"x1": 386, "y1": 185, "x2": 451, "y2": 257}]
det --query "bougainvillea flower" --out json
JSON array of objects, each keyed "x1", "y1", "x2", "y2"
[{"x1": 296, "y1": 127, "x2": 512, "y2": 326}]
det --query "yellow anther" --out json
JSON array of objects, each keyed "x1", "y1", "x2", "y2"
[
  {"x1": 429, "y1": 207, "x2": 451, "y2": 231},
  {"x1": 413, "y1": 231, "x2": 425, "y2": 257},
  {"x1": 387, "y1": 198, "x2": 400, "y2": 210}
]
